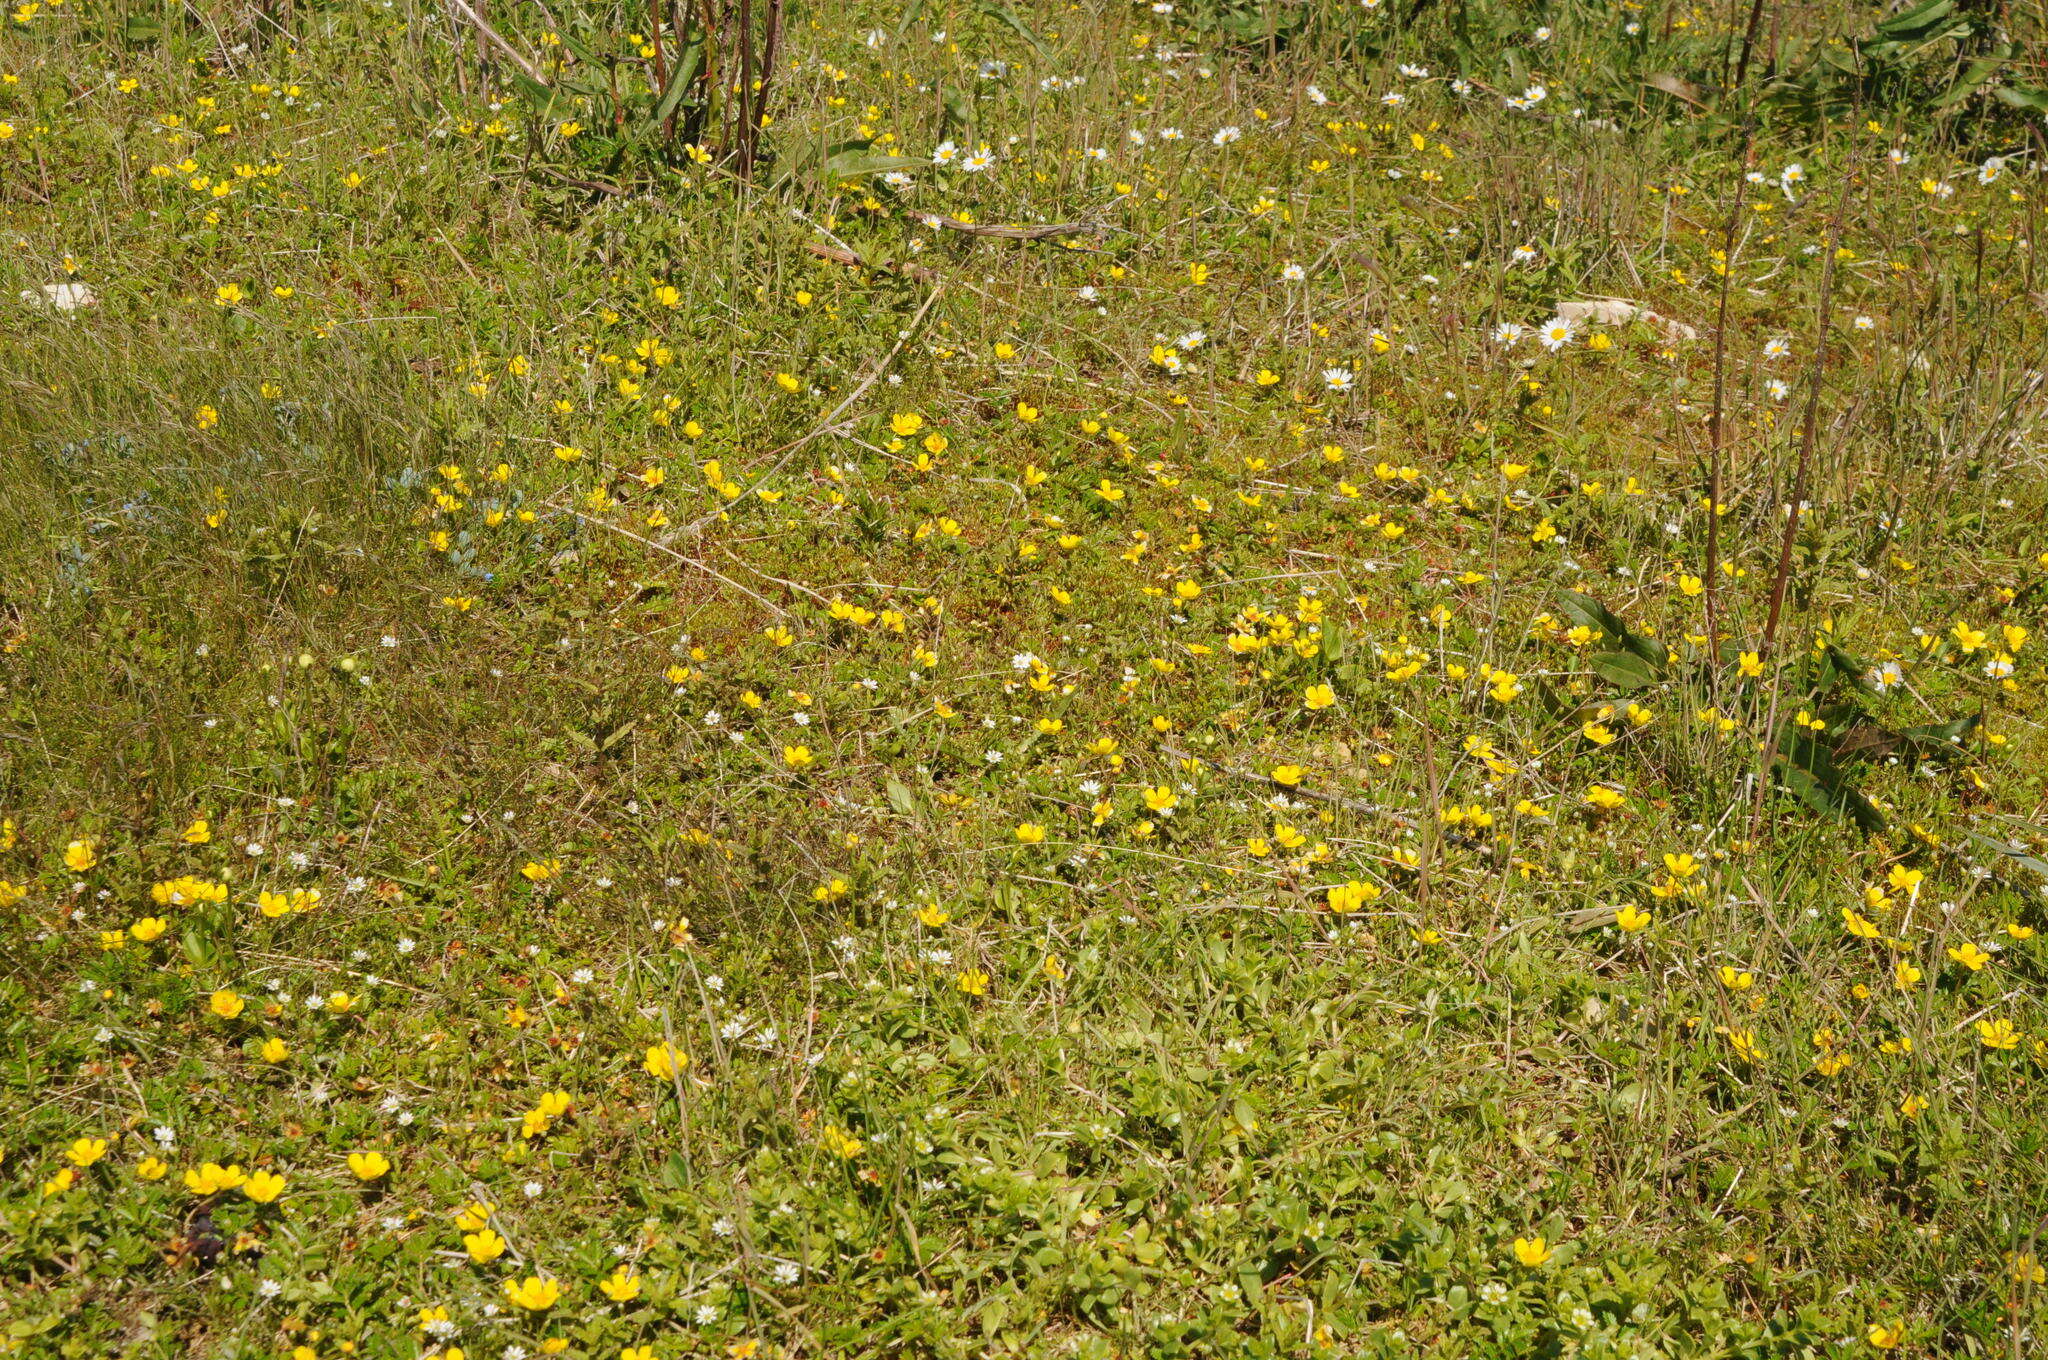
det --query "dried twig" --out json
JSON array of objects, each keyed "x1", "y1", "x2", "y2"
[
  {"x1": 441, "y1": 0, "x2": 550, "y2": 86},
  {"x1": 907, "y1": 211, "x2": 1106, "y2": 241}
]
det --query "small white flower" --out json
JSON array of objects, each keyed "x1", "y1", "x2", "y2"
[
  {"x1": 1536, "y1": 316, "x2": 1578, "y2": 351},
  {"x1": 1280, "y1": 262, "x2": 1305, "y2": 282},
  {"x1": 1211, "y1": 125, "x2": 1241, "y2": 146},
  {"x1": 1322, "y1": 366, "x2": 1356, "y2": 392}
]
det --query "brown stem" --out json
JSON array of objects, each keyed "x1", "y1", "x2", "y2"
[
  {"x1": 1750, "y1": 193, "x2": 1850, "y2": 833},
  {"x1": 647, "y1": 0, "x2": 672, "y2": 146},
  {"x1": 1704, "y1": 124, "x2": 1755, "y2": 686}
]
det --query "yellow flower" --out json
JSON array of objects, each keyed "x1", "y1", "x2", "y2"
[
  {"x1": 1269, "y1": 764, "x2": 1304, "y2": 787},
  {"x1": 1899, "y1": 1093, "x2": 1929, "y2": 1120},
  {"x1": 643, "y1": 1043, "x2": 688, "y2": 1080},
  {"x1": 821, "y1": 1125, "x2": 864, "y2": 1159},
  {"x1": 503, "y1": 1276, "x2": 563, "y2": 1311},
  {"x1": 1512, "y1": 1236, "x2": 1553, "y2": 1267},
  {"x1": 520, "y1": 858, "x2": 561, "y2": 883},
  {"x1": 599, "y1": 1265, "x2": 643, "y2": 1302},
  {"x1": 1303, "y1": 683, "x2": 1336, "y2": 711},
  {"x1": 453, "y1": 1199, "x2": 494, "y2": 1231},
  {"x1": 347, "y1": 1151, "x2": 392, "y2": 1181},
  {"x1": 1865, "y1": 1321, "x2": 1904, "y2": 1350},
  {"x1": 1737, "y1": 650, "x2": 1764, "y2": 678},
  {"x1": 243, "y1": 1169, "x2": 287, "y2": 1203},
  {"x1": 1945, "y1": 941, "x2": 1991, "y2": 971},
  {"x1": 1325, "y1": 880, "x2": 1383, "y2": 913},
  {"x1": 184, "y1": 1161, "x2": 249, "y2": 1194},
  {"x1": 259, "y1": 1036, "x2": 290, "y2": 1063},
  {"x1": 1142, "y1": 785, "x2": 1179, "y2": 814},
  {"x1": 42, "y1": 1167, "x2": 75, "y2": 1197},
  {"x1": 182, "y1": 818, "x2": 212, "y2": 844},
  {"x1": 209, "y1": 990, "x2": 245, "y2": 1019},
  {"x1": 782, "y1": 744, "x2": 815, "y2": 769},
  {"x1": 1014, "y1": 822, "x2": 1047, "y2": 844},
  {"x1": 464, "y1": 1228, "x2": 508, "y2": 1263},
  {"x1": 63, "y1": 839, "x2": 98, "y2": 872},
  {"x1": 65, "y1": 1137, "x2": 109, "y2": 1167},
  {"x1": 1614, "y1": 905, "x2": 1652, "y2": 933},
  {"x1": 956, "y1": 969, "x2": 990, "y2": 996},
  {"x1": 1978, "y1": 1017, "x2": 2020, "y2": 1050},
  {"x1": 129, "y1": 916, "x2": 168, "y2": 943},
  {"x1": 136, "y1": 1156, "x2": 169, "y2": 1181}
]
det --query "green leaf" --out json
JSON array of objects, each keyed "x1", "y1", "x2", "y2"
[
  {"x1": 1899, "y1": 713, "x2": 1978, "y2": 748},
  {"x1": 886, "y1": 779, "x2": 917, "y2": 817},
  {"x1": 1872, "y1": 0, "x2": 1956, "y2": 40},
  {"x1": 181, "y1": 927, "x2": 217, "y2": 970},
  {"x1": 1555, "y1": 590, "x2": 1665, "y2": 670},
  {"x1": 1964, "y1": 829, "x2": 2048, "y2": 882},
  {"x1": 973, "y1": 0, "x2": 1055, "y2": 63},
  {"x1": 1319, "y1": 623, "x2": 1345, "y2": 665},
  {"x1": 1995, "y1": 84, "x2": 2048, "y2": 113},
  {"x1": 1589, "y1": 651, "x2": 1659, "y2": 690},
  {"x1": 1776, "y1": 729, "x2": 1884, "y2": 833},
  {"x1": 822, "y1": 148, "x2": 926, "y2": 181}
]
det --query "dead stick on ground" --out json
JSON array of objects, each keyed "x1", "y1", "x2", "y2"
[
  {"x1": 566, "y1": 509, "x2": 791, "y2": 617},
  {"x1": 906, "y1": 211, "x2": 1106, "y2": 241},
  {"x1": 442, "y1": 0, "x2": 550, "y2": 85}
]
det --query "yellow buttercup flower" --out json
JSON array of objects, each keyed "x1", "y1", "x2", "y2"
[
  {"x1": 503, "y1": 1275, "x2": 562, "y2": 1310},
  {"x1": 243, "y1": 1169, "x2": 287, "y2": 1203},
  {"x1": 347, "y1": 1151, "x2": 391, "y2": 1181}
]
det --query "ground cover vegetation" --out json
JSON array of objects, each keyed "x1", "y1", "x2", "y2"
[{"x1": 5, "y1": 0, "x2": 2048, "y2": 1354}]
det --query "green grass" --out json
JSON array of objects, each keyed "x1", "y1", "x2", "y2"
[{"x1": 4, "y1": 0, "x2": 2048, "y2": 1356}]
